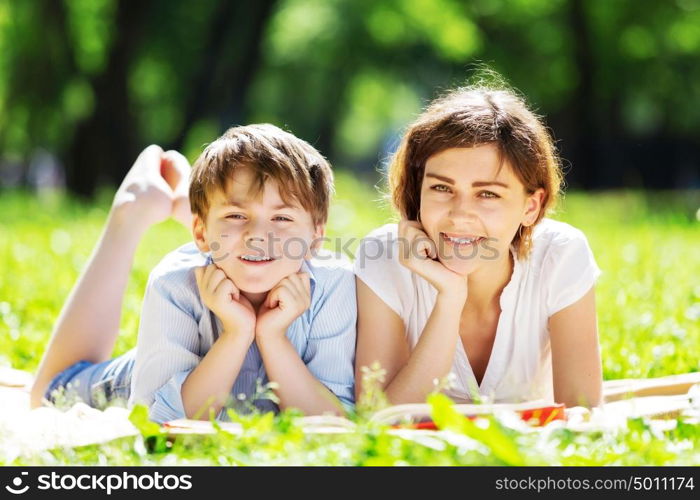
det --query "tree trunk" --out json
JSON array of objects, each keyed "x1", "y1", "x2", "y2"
[
  {"x1": 171, "y1": 0, "x2": 278, "y2": 151},
  {"x1": 64, "y1": 1, "x2": 147, "y2": 197},
  {"x1": 568, "y1": 0, "x2": 597, "y2": 189}
]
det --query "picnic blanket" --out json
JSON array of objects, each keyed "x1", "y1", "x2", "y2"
[
  {"x1": 1, "y1": 367, "x2": 698, "y2": 462},
  {"x1": 0, "y1": 368, "x2": 137, "y2": 461}
]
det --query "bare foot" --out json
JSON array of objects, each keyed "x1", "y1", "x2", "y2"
[
  {"x1": 111, "y1": 145, "x2": 175, "y2": 231},
  {"x1": 161, "y1": 150, "x2": 193, "y2": 229}
]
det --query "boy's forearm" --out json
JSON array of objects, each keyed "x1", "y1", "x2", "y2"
[
  {"x1": 181, "y1": 331, "x2": 253, "y2": 420},
  {"x1": 256, "y1": 334, "x2": 343, "y2": 416}
]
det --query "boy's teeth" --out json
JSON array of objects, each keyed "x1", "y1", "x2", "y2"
[{"x1": 241, "y1": 255, "x2": 272, "y2": 261}]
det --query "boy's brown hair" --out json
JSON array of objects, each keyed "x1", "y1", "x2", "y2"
[
  {"x1": 388, "y1": 85, "x2": 563, "y2": 258},
  {"x1": 189, "y1": 124, "x2": 334, "y2": 226}
]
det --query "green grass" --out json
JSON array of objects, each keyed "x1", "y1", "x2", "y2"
[
  {"x1": 9, "y1": 394, "x2": 700, "y2": 466},
  {"x1": 0, "y1": 176, "x2": 698, "y2": 465}
]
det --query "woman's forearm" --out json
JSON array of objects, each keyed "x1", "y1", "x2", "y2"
[{"x1": 384, "y1": 293, "x2": 465, "y2": 404}]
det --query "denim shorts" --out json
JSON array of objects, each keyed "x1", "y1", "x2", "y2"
[{"x1": 44, "y1": 349, "x2": 135, "y2": 409}]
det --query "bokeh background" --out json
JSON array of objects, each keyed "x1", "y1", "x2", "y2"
[
  {"x1": 2, "y1": 0, "x2": 700, "y2": 192},
  {"x1": 0, "y1": 0, "x2": 698, "y2": 381}
]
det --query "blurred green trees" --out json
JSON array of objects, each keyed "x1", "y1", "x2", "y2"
[{"x1": 0, "y1": 0, "x2": 698, "y2": 195}]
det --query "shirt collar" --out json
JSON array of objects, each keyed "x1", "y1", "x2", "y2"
[
  {"x1": 299, "y1": 259, "x2": 317, "y2": 285},
  {"x1": 300, "y1": 259, "x2": 318, "y2": 303}
]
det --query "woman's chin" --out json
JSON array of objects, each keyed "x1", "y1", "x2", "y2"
[{"x1": 439, "y1": 257, "x2": 479, "y2": 276}]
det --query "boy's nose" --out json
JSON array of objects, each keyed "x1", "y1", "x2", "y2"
[
  {"x1": 243, "y1": 219, "x2": 269, "y2": 243},
  {"x1": 243, "y1": 230, "x2": 268, "y2": 256}
]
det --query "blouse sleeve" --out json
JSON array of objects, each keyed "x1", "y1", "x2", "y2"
[
  {"x1": 544, "y1": 226, "x2": 602, "y2": 316},
  {"x1": 352, "y1": 225, "x2": 413, "y2": 319}
]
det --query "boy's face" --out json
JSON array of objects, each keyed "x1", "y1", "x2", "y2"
[{"x1": 193, "y1": 164, "x2": 324, "y2": 294}]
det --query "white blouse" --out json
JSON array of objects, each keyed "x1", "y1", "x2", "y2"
[{"x1": 353, "y1": 218, "x2": 602, "y2": 404}]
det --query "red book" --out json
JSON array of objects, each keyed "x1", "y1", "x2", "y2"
[{"x1": 368, "y1": 401, "x2": 567, "y2": 429}]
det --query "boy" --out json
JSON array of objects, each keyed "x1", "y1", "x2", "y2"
[
  {"x1": 37, "y1": 125, "x2": 356, "y2": 423},
  {"x1": 132, "y1": 124, "x2": 356, "y2": 422}
]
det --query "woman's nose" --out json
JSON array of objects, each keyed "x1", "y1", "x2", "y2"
[{"x1": 449, "y1": 195, "x2": 476, "y2": 220}]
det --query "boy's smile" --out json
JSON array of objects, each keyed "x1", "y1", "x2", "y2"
[{"x1": 193, "y1": 165, "x2": 323, "y2": 300}]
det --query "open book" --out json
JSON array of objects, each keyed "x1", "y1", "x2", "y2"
[
  {"x1": 162, "y1": 373, "x2": 700, "y2": 435},
  {"x1": 162, "y1": 400, "x2": 566, "y2": 435},
  {"x1": 368, "y1": 400, "x2": 564, "y2": 429}
]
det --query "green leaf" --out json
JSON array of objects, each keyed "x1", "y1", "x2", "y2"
[
  {"x1": 128, "y1": 404, "x2": 163, "y2": 438},
  {"x1": 428, "y1": 393, "x2": 525, "y2": 465}
]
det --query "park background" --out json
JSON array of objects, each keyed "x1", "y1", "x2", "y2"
[{"x1": 0, "y1": 0, "x2": 698, "y2": 465}]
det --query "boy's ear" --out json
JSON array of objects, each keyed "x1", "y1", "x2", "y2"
[
  {"x1": 314, "y1": 224, "x2": 325, "y2": 241},
  {"x1": 307, "y1": 224, "x2": 327, "y2": 257},
  {"x1": 522, "y1": 188, "x2": 545, "y2": 227},
  {"x1": 192, "y1": 214, "x2": 210, "y2": 252}
]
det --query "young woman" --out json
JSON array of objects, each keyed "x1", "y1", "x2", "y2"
[{"x1": 354, "y1": 85, "x2": 603, "y2": 408}]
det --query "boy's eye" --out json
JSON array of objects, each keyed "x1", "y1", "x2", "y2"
[
  {"x1": 226, "y1": 214, "x2": 246, "y2": 220},
  {"x1": 430, "y1": 184, "x2": 452, "y2": 193},
  {"x1": 478, "y1": 191, "x2": 499, "y2": 199},
  {"x1": 273, "y1": 216, "x2": 293, "y2": 222}
]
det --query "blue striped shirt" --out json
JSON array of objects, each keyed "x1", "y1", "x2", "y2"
[{"x1": 129, "y1": 242, "x2": 357, "y2": 423}]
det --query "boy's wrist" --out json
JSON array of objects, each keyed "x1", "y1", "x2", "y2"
[
  {"x1": 254, "y1": 325, "x2": 287, "y2": 344},
  {"x1": 219, "y1": 327, "x2": 255, "y2": 345}
]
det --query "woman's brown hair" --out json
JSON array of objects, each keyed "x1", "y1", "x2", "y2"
[{"x1": 388, "y1": 85, "x2": 563, "y2": 259}]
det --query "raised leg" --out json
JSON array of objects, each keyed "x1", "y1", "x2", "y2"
[{"x1": 30, "y1": 145, "x2": 191, "y2": 408}]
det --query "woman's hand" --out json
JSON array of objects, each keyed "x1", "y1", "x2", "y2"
[
  {"x1": 194, "y1": 264, "x2": 256, "y2": 342},
  {"x1": 398, "y1": 219, "x2": 467, "y2": 298},
  {"x1": 255, "y1": 272, "x2": 311, "y2": 340}
]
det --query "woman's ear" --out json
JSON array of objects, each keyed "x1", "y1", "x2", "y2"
[
  {"x1": 522, "y1": 188, "x2": 545, "y2": 227},
  {"x1": 192, "y1": 214, "x2": 210, "y2": 252}
]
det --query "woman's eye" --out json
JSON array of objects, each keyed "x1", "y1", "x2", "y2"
[
  {"x1": 431, "y1": 184, "x2": 452, "y2": 193},
  {"x1": 478, "y1": 191, "x2": 499, "y2": 199}
]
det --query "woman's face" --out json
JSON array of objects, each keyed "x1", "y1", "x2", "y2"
[{"x1": 419, "y1": 144, "x2": 544, "y2": 275}]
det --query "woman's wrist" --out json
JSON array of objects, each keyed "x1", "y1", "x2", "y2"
[{"x1": 435, "y1": 285, "x2": 467, "y2": 305}]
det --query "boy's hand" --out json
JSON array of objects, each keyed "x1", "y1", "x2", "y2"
[
  {"x1": 255, "y1": 272, "x2": 311, "y2": 340},
  {"x1": 398, "y1": 219, "x2": 467, "y2": 298},
  {"x1": 195, "y1": 264, "x2": 256, "y2": 341}
]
